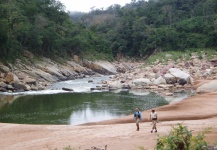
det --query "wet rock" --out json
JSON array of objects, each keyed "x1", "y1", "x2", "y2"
[
  {"x1": 101, "y1": 80, "x2": 107, "y2": 84},
  {"x1": 165, "y1": 93, "x2": 173, "y2": 96},
  {"x1": 62, "y1": 87, "x2": 74, "y2": 91},
  {"x1": 121, "y1": 84, "x2": 131, "y2": 89},
  {"x1": 90, "y1": 87, "x2": 95, "y2": 91},
  {"x1": 66, "y1": 75, "x2": 76, "y2": 80},
  {"x1": 88, "y1": 80, "x2": 93, "y2": 83}
]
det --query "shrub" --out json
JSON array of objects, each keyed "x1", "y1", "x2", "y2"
[{"x1": 156, "y1": 123, "x2": 209, "y2": 150}]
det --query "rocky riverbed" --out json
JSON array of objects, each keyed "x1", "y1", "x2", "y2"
[{"x1": 1, "y1": 51, "x2": 217, "y2": 95}]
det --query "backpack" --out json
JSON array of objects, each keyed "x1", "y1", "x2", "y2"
[{"x1": 135, "y1": 111, "x2": 141, "y2": 119}]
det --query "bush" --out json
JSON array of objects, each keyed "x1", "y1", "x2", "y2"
[{"x1": 156, "y1": 123, "x2": 209, "y2": 150}]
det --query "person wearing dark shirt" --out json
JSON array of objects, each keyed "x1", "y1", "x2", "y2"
[{"x1": 133, "y1": 108, "x2": 142, "y2": 131}]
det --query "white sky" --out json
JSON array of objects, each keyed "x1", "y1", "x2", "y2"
[{"x1": 59, "y1": 0, "x2": 132, "y2": 12}]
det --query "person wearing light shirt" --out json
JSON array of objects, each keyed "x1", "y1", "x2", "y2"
[
  {"x1": 150, "y1": 109, "x2": 158, "y2": 133},
  {"x1": 133, "y1": 108, "x2": 142, "y2": 131}
]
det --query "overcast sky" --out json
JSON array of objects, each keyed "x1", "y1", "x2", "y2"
[{"x1": 59, "y1": 0, "x2": 132, "y2": 12}]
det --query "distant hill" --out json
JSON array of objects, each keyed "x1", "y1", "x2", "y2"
[{"x1": 1, "y1": 0, "x2": 216, "y2": 62}]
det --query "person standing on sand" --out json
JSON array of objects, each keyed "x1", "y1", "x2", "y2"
[
  {"x1": 150, "y1": 109, "x2": 158, "y2": 133},
  {"x1": 133, "y1": 108, "x2": 142, "y2": 131}
]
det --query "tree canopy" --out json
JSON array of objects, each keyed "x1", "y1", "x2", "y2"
[
  {"x1": 0, "y1": 0, "x2": 111, "y2": 61},
  {"x1": 71, "y1": 0, "x2": 217, "y2": 58},
  {"x1": 1, "y1": 0, "x2": 217, "y2": 61}
]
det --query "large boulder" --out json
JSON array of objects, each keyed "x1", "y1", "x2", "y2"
[
  {"x1": 164, "y1": 73, "x2": 177, "y2": 84},
  {"x1": 0, "y1": 87, "x2": 7, "y2": 92},
  {"x1": 23, "y1": 77, "x2": 37, "y2": 85},
  {"x1": 0, "y1": 81, "x2": 7, "y2": 88},
  {"x1": 107, "y1": 80, "x2": 123, "y2": 89},
  {"x1": 0, "y1": 64, "x2": 10, "y2": 73},
  {"x1": 196, "y1": 80, "x2": 217, "y2": 93},
  {"x1": 24, "y1": 69, "x2": 58, "y2": 82},
  {"x1": 36, "y1": 64, "x2": 67, "y2": 81},
  {"x1": 168, "y1": 68, "x2": 191, "y2": 84},
  {"x1": 4, "y1": 73, "x2": 20, "y2": 83},
  {"x1": 132, "y1": 78, "x2": 152, "y2": 86},
  {"x1": 15, "y1": 71, "x2": 27, "y2": 80},
  {"x1": 83, "y1": 60, "x2": 117, "y2": 75},
  {"x1": 178, "y1": 78, "x2": 187, "y2": 86},
  {"x1": 153, "y1": 76, "x2": 166, "y2": 85},
  {"x1": 12, "y1": 82, "x2": 30, "y2": 91}
]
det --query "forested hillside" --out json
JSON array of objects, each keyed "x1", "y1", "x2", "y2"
[
  {"x1": 71, "y1": 0, "x2": 217, "y2": 58},
  {"x1": 0, "y1": 0, "x2": 110, "y2": 61},
  {"x1": 1, "y1": 0, "x2": 217, "y2": 62}
]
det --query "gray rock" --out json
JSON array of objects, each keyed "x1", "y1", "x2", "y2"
[
  {"x1": 88, "y1": 80, "x2": 93, "y2": 83},
  {"x1": 153, "y1": 76, "x2": 166, "y2": 85},
  {"x1": 4, "y1": 72, "x2": 20, "y2": 83},
  {"x1": 31, "y1": 86, "x2": 38, "y2": 91},
  {"x1": 121, "y1": 84, "x2": 131, "y2": 89},
  {"x1": 169, "y1": 68, "x2": 191, "y2": 83},
  {"x1": 0, "y1": 81, "x2": 7, "y2": 88},
  {"x1": 62, "y1": 87, "x2": 74, "y2": 91},
  {"x1": 0, "y1": 64, "x2": 10, "y2": 73},
  {"x1": 23, "y1": 77, "x2": 37, "y2": 85},
  {"x1": 164, "y1": 74, "x2": 177, "y2": 84},
  {"x1": 0, "y1": 87, "x2": 7, "y2": 92},
  {"x1": 178, "y1": 78, "x2": 187, "y2": 86},
  {"x1": 6, "y1": 85, "x2": 14, "y2": 90},
  {"x1": 196, "y1": 80, "x2": 217, "y2": 93},
  {"x1": 133, "y1": 78, "x2": 152, "y2": 86},
  {"x1": 12, "y1": 82, "x2": 30, "y2": 91}
]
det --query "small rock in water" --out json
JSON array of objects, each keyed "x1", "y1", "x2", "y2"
[
  {"x1": 165, "y1": 92, "x2": 173, "y2": 96},
  {"x1": 88, "y1": 80, "x2": 93, "y2": 83},
  {"x1": 62, "y1": 87, "x2": 74, "y2": 91}
]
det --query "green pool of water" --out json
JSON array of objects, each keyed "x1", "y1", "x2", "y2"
[{"x1": 0, "y1": 91, "x2": 169, "y2": 125}]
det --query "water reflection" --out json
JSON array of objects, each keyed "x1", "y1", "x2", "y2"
[
  {"x1": 0, "y1": 90, "x2": 193, "y2": 125},
  {"x1": 0, "y1": 91, "x2": 163, "y2": 125},
  {"x1": 70, "y1": 106, "x2": 120, "y2": 125}
]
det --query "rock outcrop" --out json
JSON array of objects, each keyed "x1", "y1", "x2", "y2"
[{"x1": 1, "y1": 51, "x2": 217, "y2": 93}]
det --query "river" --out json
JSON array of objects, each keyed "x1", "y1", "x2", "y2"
[{"x1": 0, "y1": 76, "x2": 195, "y2": 125}]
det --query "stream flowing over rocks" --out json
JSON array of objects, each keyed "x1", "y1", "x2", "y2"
[{"x1": 1, "y1": 51, "x2": 217, "y2": 94}]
